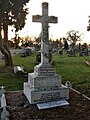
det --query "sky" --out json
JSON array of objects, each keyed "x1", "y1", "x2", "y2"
[{"x1": 9, "y1": 0, "x2": 90, "y2": 43}]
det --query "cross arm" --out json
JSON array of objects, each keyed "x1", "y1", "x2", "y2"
[
  {"x1": 32, "y1": 15, "x2": 42, "y2": 22},
  {"x1": 49, "y1": 16, "x2": 58, "y2": 23}
]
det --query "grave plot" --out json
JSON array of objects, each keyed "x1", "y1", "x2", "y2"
[
  {"x1": 0, "y1": 1, "x2": 90, "y2": 120},
  {"x1": 5, "y1": 89, "x2": 90, "y2": 120}
]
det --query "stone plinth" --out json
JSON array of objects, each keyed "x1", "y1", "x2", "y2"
[
  {"x1": 24, "y1": 83, "x2": 69, "y2": 104},
  {"x1": 24, "y1": 63, "x2": 69, "y2": 104}
]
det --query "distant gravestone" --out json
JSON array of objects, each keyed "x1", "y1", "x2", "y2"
[
  {"x1": 25, "y1": 47, "x2": 32, "y2": 56},
  {"x1": 14, "y1": 66, "x2": 27, "y2": 76},
  {"x1": 24, "y1": 2, "x2": 69, "y2": 108},
  {"x1": 68, "y1": 44, "x2": 76, "y2": 57},
  {"x1": 79, "y1": 49, "x2": 84, "y2": 56},
  {"x1": 68, "y1": 49, "x2": 76, "y2": 57}
]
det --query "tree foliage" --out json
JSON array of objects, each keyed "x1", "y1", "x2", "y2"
[
  {"x1": 66, "y1": 30, "x2": 82, "y2": 45},
  {"x1": 0, "y1": 0, "x2": 29, "y2": 31},
  {"x1": 0, "y1": 0, "x2": 30, "y2": 66}
]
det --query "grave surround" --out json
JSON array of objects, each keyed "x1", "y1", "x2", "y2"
[{"x1": 24, "y1": 2, "x2": 69, "y2": 105}]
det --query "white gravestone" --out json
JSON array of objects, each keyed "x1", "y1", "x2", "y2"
[{"x1": 24, "y1": 2, "x2": 69, "y2": 106}]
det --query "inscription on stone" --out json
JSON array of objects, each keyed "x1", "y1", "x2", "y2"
[
  {"x1": 40, "y1": 68, "x2": 55, "y2": 75},
  {"x1": 40, "y1": 92, "x2": 61, "y2": 101}
]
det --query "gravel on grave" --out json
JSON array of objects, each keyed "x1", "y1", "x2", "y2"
[{"x1": 6, "y1": 89, "x2": 90, "y2": 120}]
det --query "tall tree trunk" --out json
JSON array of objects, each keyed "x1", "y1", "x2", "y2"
[{"x1": 0, "y1": 22, "x2": 13, "y2": 66}]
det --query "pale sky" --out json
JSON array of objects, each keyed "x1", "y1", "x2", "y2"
[{"x1": 9, "y1": 0, "x2": 90, "y2": 43}]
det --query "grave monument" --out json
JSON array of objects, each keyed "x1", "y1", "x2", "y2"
[{"x1": 24, "y1": 2, "x2": 69, "y2": 106}]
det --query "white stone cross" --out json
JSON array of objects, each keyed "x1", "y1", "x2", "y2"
[{"x1": 32, "y1": 2, "x2": 58, "y2": 64}]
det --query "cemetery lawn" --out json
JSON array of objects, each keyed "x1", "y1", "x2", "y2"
[{"x1": 0, "y1": 52, "x2": 90, "y2": 98}]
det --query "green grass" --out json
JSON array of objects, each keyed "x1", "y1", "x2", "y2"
[
  {"x1": 52, "y1": 53, "x2": 90, "y2": 97},
  {"x1": 0, "y1": 52, "x2": 90, "y2": 97},
  {"x1": 0, "y1": 53, "x2": 36, "y2": 91}
]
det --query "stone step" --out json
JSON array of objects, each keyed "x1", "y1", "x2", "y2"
[{"x1": 37, "y1": 99, "x2": 69, "y2": 110}]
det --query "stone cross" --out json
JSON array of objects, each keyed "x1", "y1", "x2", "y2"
[{"x1": 32, "y1": 2, "x2": 58, "y2": 64}]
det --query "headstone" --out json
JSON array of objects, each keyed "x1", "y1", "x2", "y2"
[
  {"x1": 58, "y1": 49, "x2": 63, "y2": 55},
  {"x1": 14, "y1": 66, "x2": 24, "y2": 73},
  {"x1": 1, "y1": 94, "x2": 7, "y2": 108},
  {"x1": 79, "y1": 49, "x2": 84, "y2": 56},
  {"x1": 0, "y1": 87, "x2": 10, "y2": 120},
  {"x1": 24, "y1": 2, "x2": 69, "y2": 107},
  {"x1": 68, "y1": 49, "x2": 76, "y2": 57},
  {"x1": 65, "y1": 81, "x2": 72, "y2": 88},
  {"x1": 21, "y1": 47, "x2": 27, "y2": 57},
  {"x1": 10, "y1": 49, "x2": 23, "y2": 56},
  {"x1": 68, "y1": 43, "x2": 76, "y2": 57},
  {"x1": 21, "y1": 47, "x2": 32, "y2": 57},
  {"x1": 14, "y1": 66, "x2": 27, "y2": 76},
  {"x1": 25, "y1": 47, "x2": 32, "y2": 56},
  {"x1": 0, "y1": 86, "x2": 5, "y2": 98}
]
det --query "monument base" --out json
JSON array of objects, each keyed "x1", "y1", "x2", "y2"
[
  {"x1": 24, "y1": 82, "x2": 69, "y2": 104},
  {"x1": 24, "y1": 63, "x2": 69, "y2": 105},
  {"x1": 37, "y1": 99, "x2": 69, "y2": 109}
]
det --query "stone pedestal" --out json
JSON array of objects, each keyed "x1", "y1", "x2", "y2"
[{"x1": 24, "y1": 63, "x2": 69, "y2": 104}]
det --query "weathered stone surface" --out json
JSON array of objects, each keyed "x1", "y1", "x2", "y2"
[
  {"x1": 24, "y1": 83, "x2": 69, "y2": 104},
  {"x1": 37, "y1": 99, "x2": 69, "y2": 109},
  {"x1": 24, "y1": 2, "x2": 69, "y2": 105},
  {"x1": 0, "y1": 90, "x2": 10, "y2": 120}
]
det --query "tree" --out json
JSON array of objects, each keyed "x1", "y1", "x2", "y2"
[
  {"x1": 0, "y1": 0, "x2": 30, "y2": 66},
  {"x1": 66, "y1": 30, "x2": 82, "y2": 56},
  {"x1": 66, "y1": 30, "x2": 82, "y2": 45}
]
